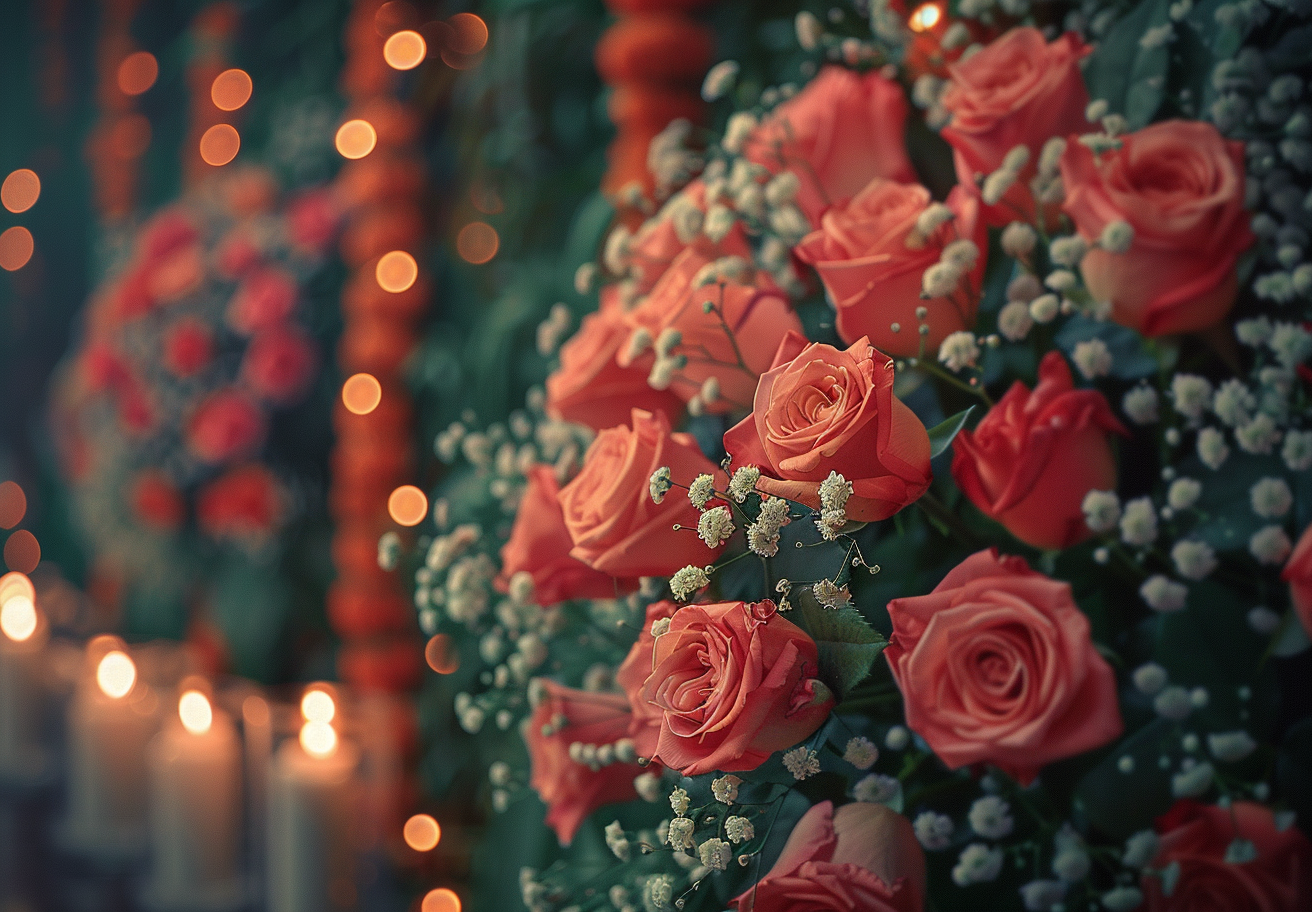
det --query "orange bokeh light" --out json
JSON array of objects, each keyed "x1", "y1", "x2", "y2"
[
  {"x1": 335, "y1": 120, "x2": 377, "y2": 160},
  {"x1": 211, "y1": 68, "x2": 253, "y2": 112},
  {"x1": 909, "y1": 2, "x2": 942, "y2": 31},
  {"x1": 299, "y1": 720, "x2": 338, "y2": 758},
  {"x1": 342, "y1": 373, "x2": 383, "y2": 415},
  {"x1": 0, "y1": 572, "x2": 34, "y2": 607},
  {"x1": 117, "y1": 51, "x2": 158, "y2": 96},
  {"x1": 179, "y1": 690, "x2": 213, "y2": 735},
  {"x1": 2, "y1": 170, "x2": 40, "y2": 214},
  {"x1": 3, "y1": 529, "x2": 39, "y2": 573},
  {"x1": 384, "y1": 30, "x2": 427, "y2": 70},
  {"x1": 388, "y1": 485, "x2": 428, "y2": 527},
  {"x1": 422, "y1": 888, "x2": 462, "y2": 912},
  {"x1": 425, "y1": 634, "x2": 460, "y2": 675},
  {"x1": 456, "y1": 222, "x2": 498, "y2": 264},
  {"x1": 97, "y1": 650, "x2": 136, "y2": 699},
  {"x1": 0, "y1": 482, "x2": 26, "y2": 529},
  {"x1": 403, "y1": 814, "x2": 441, "y2": 851},
  {"x1": 0, "y1": 227, "x2": 34, "y2": 272},
  {"x1": 0, "y1": 593, "x2": 37, "y2": 643},
  {"x1": 447, "y1": 13, "x2": 488, "y2": 55},
  {"x1": 301, "y1": 688, "x2": 336, "y2": 723},
  {"x1": 375, "y1": 251, "x2": 418, "y2": 292},
  {"x1": 199, "y1": 124, "x2": 241, "y2": 166}
]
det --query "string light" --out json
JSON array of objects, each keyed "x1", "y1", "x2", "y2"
[
  {"x1": 211, "y1": 68, "x2": 253, "y2": 112},
  {"x1": 0, "y1": 227, "x2": 34, "y2": 272},
  {"x1": 421, "y1": 888, "x2": 462, "y2": 912},
  {"x1": 384, "y1": 30, "x2": 427, "y2": 70},
  {"x1": 179, "y1": 690, "x2": 214, "y2": 735},
  {"x1": 403, "y1": 814, "x2": 441, "y2": 851},
  {"x1": 375, "y1": 251, "x2": 418, "y2": 292},
  {"x1": 1, "y1": 170, "x2": 40, "y2": 214},
  {"x1": 117, "y1": 51, "x2": 158, "y2": 96},
  {"x1": 456, "y1": 222, "x2": 498, "y2": 264},
  {"x1": 335, "y1": 120, "x2": 377, "y2": 160},
  {"x1": 388, "y1": 485, "x2": 428, "y2": 527},
  {"x1": 342, "y1": 373, "x2": 383, "y2": 415},
  {"x1": 199, "y1": 124, "x2": 241, "y2": 166},
  {"x1": 97, "y1": 651, "x2": 137, "y2": 699},
  {"x1": 909, "y1": 2, "x2": 942, "y2": 31}
]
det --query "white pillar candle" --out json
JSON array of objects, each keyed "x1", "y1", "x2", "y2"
[
  {"x1": 267, "y1": 716, "x2": 360, "y2": 912},
  {"x1": 63, "y1": 645, "x2": 159, "y2": 853},
  {"x1": 0, "y1": 573, "x2": 47, "y2": 778},
  {"x1": 143, "y1": 689, "x2": 243, "y2": 903}
]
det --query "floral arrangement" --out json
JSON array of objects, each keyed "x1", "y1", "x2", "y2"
[
  {"x1": 402, "y1": 1, "x2": 1312, "y2": 909},
  {"x1": 51, "y1": 166, "x2": 337, "y2": 675}
]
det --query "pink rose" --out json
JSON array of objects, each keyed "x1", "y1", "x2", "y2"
[
  {"x1": 227, "y1": 267, "x2": 298, "y2": 336},
  {"x1": 186, "y1": 390, "x2": 266, "y2": 464},
  {"x1": 638, "y1": 599, "x2": 833, "y2": 776},
  {"x1": 952, "y1": 351, "x2": 1127, "y2": 550},
  {"x1": 1283, "y1": 524, "x2": 1312, "y2": 637},
  {"x1": 558, "y1": 409, "x2": 726, "y2": 578},
  {"x1": 618, "y1": 244, "x2": 803, "y2": 414},
  {"x1": 241, "y1": 324, "x2": 317, "y2": 404},
  {"x1": 723, "y1": 332, "x2": 932, "y2": 522},
  {"x1": 940, "y1": 28, "x2": 1091, "y2": 225},
  {"x1": 1144, "y1": 801, "x2": 1312, "y2": 912},
  {"x1": 615, "y1": 599, "x2": 680, "y2": 760},
  {"x1": 1060, "y1": 119, "x2": 1255, "y2": 337},
  {"x1": 885, "y1": 548, "x2": 1123, "y2": 784},
  {"x1": 524, "y1": 679, "x2": 646, "y2": 845},
  {"x1": 495, "y1": 465, "x2": 636, "y2": 606},
  {"x1": 743, "y1": 66, "x2": 916, "y2": 224},
  {"x1": 545, "y1": 289, "x2": 685, "y2": 432},
  {"x1": 732, "y1": 800, "x2": 926, "y2": 912},
  {"x1": 794, "y1": 180, "x2": 986, "y2": 357}
]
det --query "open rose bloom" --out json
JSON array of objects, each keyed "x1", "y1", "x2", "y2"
[{"x1": 390, "y1": 6, "x2": 1312, "y2": 910}]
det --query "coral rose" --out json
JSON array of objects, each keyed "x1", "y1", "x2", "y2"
[
  {"x1": 615, "y1": 599, "x2": 679, "y2": 760},
  {"x1": 524, "y1": 679, "x2": 646, "y2": 845},
  {"x1": 241, "y1": 324, "x2": 317, "y2": 404},
  {"x1": 196, "y1": 464, "x2": 283, "y2": 541},
  {"x1": 723, "y1": 331, "x2": 932, "y2": 522},
  {"x1": 1061, "y1": 119, "x2": 1255, "y2": 337},
  {"x1": 495, "y1": 465, "x2": 637, "y2": 606},
  {"x1": 1283, "y1": 524, "x2": 1312, "y2": 637},
  {"x1": 545, "y1": 289, "x2": 685, "y2": 432},
  {"x1": 639, "y1": 599, "x2": 833, "y2": 776},
  {"x1": 885, "y1": 548, "x2": 1122, "y2": 784},
  {"x1": 952, "y1": 351, "x2": 1126, "y2": 550},
  {"x1": 186, "y1": 389, "x2": 266, "y2": 464},
  {"x1": 794, "y1": 180, "x2": 986, "y2": 357},
  {"x1": 558, "y1": 409, "x2": 726, "y2": 578},
  {"x1": 227, "y1": 267, "x2": 298, "y2": 336},
  {"x1": 940, "y1": 27, "x2": 1091, "y2": 225},
  {"x1": 1144, "y1": 801, "x2": 1312, "y2": 912},
  {"x1": 618, "y1": 245, "x2": 802, "y2": 414},
  {"x1": 732, "y1": 800, "x2": 926, "y2": 912},
  {"x1": 743, "y1": 66, "x2": 916, "y2": 224}
]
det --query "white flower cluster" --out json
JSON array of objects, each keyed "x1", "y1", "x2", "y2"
[{"x1": 747, "y1": 495, "x2": 792, "y2": 558}]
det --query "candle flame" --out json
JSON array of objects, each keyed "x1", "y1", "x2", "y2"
[
  {"x1": 179, "y1": 690, "x2": 213, "y2": 735},
  {"x1": 0, "y1": 594, "x2": 37, "y2": 642},
  {"x1": 909, "y1": 2, "x2": 942, "y2": 31},
  {"x1": 301, "y1": 688, "x2": 336, "y2": 723},
  {"x1": 97, "y1": 650, "x2": 136, "y2": 699},
  {"x1": 300, "y1": 720, "x2": 338, "y2": 758}
]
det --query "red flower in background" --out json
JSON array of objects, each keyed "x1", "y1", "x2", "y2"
[
  {"x1": 164, "y1": 318, "x2": 214, "y2": 378},
  {"x1": 186, "y1": 389, "x2": 266, "y2": 464},
  {"x1": 227, "y1": 267, "x2": 298, "y2": 335},
  {"x1": 196, "y1": 463, "x2": 283, "y2": 541},
  {"x1": 130, "y1": 470, "x2": 186, "y2": 531},
  {"x1": 242, "y1": 324, "x2": 317, "y2": 404},
  {"x1": 215, "y1": 230, "x2": 263, "y2": 279},
  {"x1": 286, "y1": 189, "x2": 340, "y2": 253}
]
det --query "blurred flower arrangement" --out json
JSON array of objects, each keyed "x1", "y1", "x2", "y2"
[
  {"x1": 401, "y1": 0, "x2": 1312, "y2": 909},
  {"x1": 51, "y1": 166, "x2": 337, "y2": 674}
]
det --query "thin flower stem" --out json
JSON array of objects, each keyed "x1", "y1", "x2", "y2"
[
  {"x1": 908, "y1": 357, "x2": 994, "y2": 406},
  {"x1": 915, "y1": 491, "x2": 987, "y2": 550}
]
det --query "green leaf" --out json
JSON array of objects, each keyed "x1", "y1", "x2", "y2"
[
  {"x1": 1055, "y1": 316, "x2": 1158, "y2": 380},
  {"x1": 1075, "y1": 719, "x2": 1175, "y2": 839},
  {"x1": 1083, "y1": 0, "x2": 1172, "y2": 128},
  {"x1": 792, "y1": 589, "x2": 887, "y2": 699},
  {"x1": 927, "y1": 406, "x2": 975, "y2": 459}
]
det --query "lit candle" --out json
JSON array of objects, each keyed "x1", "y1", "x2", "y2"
[
  {"x1": 0, "y1": 571, "x2": 47, "y2": 779},
  {"x1": 267, "y1": 687, "x2": 360, "y2": 912},
  {"x1": 143, "y1": 686, "x2": 243, "y2": 904},
  {"x1": 63, "y1": 640, "x2": 159, "y2": 854}
]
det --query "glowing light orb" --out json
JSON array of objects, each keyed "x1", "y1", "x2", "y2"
[
  {"x1": 3, "y1": 529, "x2": 40, "y2": 572},
  {"x1": 199, "y1": 124, "x2": 241, "y2": 167},
  {"x1": 375, "y1": 251, "x2": 418, "y2": 292},
  {"x1": 384, "y1": 30, "x2": 427, "y2": 70},
  {"x1": 335, "y1": 120, "x2": 377, "y2": 160},
  {"x1": 456, "y1": 222, "x2": 498, "y2": 264},
  {"x1": 179, "y1": 690, "x2": 213, "y2": 735},
  {"x1": 425, "y1": 634, "x2": 460, "y2": 675},
  {"x1": 403, "y1": 814, "x2": 441, "y2": 851},
  {"x1": 909, "y1": 2, "x2": 942, "y2": 31},
  {"x1": 447, "y1": 13, "x2": 488, "y2": 54},
  {"x1": 97, "y1": 651, "x2": 137, "y2": 699},
  {"x1": 342, "y1": 373, "x2": 383, "y2": 415},
  {"x1": 211, "y1": 69, "x2": 253, "y2": 112},
  {"x1": 117, "y1": 52, "x2": 158, "y2": 96},
  {"x1": 422, "y1": 888, "x2": 462, "y2": 912},
  {"x1": 2, "y1": 170, "x2": 41, "y2": 214},
  {"x1": 300, "y1": 720, "x2": 338, "y2": 758},
  {"x1": 388, "y1": 485, "x2": 428, "y2": 527},
  {"x1": 0, "y1": 227, "x2": 34, "y2": 272},
  {"x1": 0, "y1": 482, "x2": 25, "y2": 529},
  {"x1": 301, "y1": 688, "x2": 336, "y2": 723},
  {"x1": 0, "y1": 594, "x2": 36, "y2": 643}
]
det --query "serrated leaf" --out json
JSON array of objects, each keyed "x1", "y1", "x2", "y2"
[
  {"x1": 792, "y1": 589, "x2": 887, "y2": 698},
  {"x1": 927, "y1": 406, "x2": 975, "y2": 459}
]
